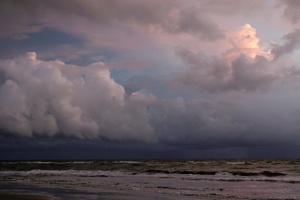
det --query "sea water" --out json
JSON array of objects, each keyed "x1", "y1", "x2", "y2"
[{"x1": 0, "y1": 159, "x2": 299, "y2": 199}]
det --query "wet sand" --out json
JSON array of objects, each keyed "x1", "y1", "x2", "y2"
[
  {"x1": 0, "y1": 190, "x2": 171, "y2": 200},
  {"x1": 0, "y1": 183, "x2": 172, "y2": 200},
  {"x1": 0, "y1": 191, "x2": 53, "y2": 200}
]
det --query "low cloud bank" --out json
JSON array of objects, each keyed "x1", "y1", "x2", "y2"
[{"x1": 1, "y1": 52, "x2": 300, "y2": 149}]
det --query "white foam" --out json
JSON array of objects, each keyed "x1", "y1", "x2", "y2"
[
  {"x1": 225, "y1": 161, "x2": 245, "y2": 165},
  {"x1": 0, "y1": 169, "x2": 127, "y2": 177},
  {"x1": 215, "y1": 171, "x2": 234, "y2": 177},
  {"x1": 115, "y1": 161, "x2": 141, "y2": 164}
]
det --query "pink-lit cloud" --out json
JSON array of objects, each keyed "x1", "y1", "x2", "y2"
[{"x1": 177, "y1": 24, "x2": 294, "y2": 92}]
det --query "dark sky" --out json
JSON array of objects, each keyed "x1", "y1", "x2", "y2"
[{"x1": 0, "y1": 0, "x2": 300, "y2": 160}]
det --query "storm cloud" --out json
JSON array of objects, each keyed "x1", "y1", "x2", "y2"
[
  {"x1": 1, "y1": 52, "x2": 300, "y2": 149},
  {"x1": 1, "y1": 1, "x2": 300, "y2": 159},
  {"x1": 271, "y1": 29, "x2": 300, "y2": 59},
  {"x1": 176, "y1": 24, "x2": 286, "y2": 92},
  {"x1": 281, "y1": 0, "x2": 300, "y2": 24},
  {"x1": 0, "y1": 0, "x2": 224, "y2": 41}
]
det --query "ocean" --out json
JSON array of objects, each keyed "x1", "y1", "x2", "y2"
[{"x1": 0, "y1": 159, "x2": 299, "y2": 199}]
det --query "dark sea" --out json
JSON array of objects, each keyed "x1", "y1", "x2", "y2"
[{"x1": 0, "y1": 159, "x2": 299, "y2": 199}]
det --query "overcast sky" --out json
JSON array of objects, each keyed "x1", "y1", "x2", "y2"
[{"x1": 1, "y1": 0, "x2": 300, "y2": 159}]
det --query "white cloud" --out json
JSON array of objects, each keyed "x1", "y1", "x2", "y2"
[{"x1": 0, "y1": 52, "x2": 155, "y2": 141}]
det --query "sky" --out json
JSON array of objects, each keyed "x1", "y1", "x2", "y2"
[{"x1": 1, "y1": 0, "x2": 300, "y2": 160}]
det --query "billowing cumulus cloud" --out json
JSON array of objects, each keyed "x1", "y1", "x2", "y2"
[
  {"x1": 1, "y1": 1, "x2": 300, "y2": 158},
  {"x1": 0, "y1": 53, "x2": 243, "y2": 143},
  {"x1": 1, "y1": 53, "x2": 300, "y2": 149},
  {"x1": 0, "y1": 53, "x2": 155, "y2": 141},
  {"x1": 226, "y1": 24, "x2": 270, "y2": 60}
]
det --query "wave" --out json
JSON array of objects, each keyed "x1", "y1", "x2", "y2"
[
  {"x1": 0, "y1": 169, "x2": 126, "y2": 177},
  {"x1": 3, "y1": 161, "x2": 94, "y2": 165},
  {"x1": 144, "y1": 169, "x2": 286, "y2": 177}
]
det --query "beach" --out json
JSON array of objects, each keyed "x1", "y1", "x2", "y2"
[
  {"x1": 0, "y1": 191, "x2": 53, "y2": 200},
  {"x1": 0, "y1": 159, "x2": 299, "y2": 199}
]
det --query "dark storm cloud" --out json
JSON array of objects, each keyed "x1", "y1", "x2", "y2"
[
  {"x1": 149, "y1": 97, "x2": 249, "y2": 143},
  {"x1": 165, "y1": 7, "x2": 223, "y2": 40},
  {"x1": 0, "y1": 0, "x2": 44, "y2": 38},
  {"x1": 176, "y1": 48, "x2": 276, "y2": 92},
  {"x1": 271, "y1": 29, "x2": 300, "y2": 59},
  {"x1": 281, "y1": 0, "x2": 300, "y2": 24},
  {"x1": 1, "y1": 126, "x2": 300, "y2": 160},
  {"x1": 0, "y1": 0, "x2": 224, "y2": 41},
  {"x1": 202, "y1": 0, "x2": 264, "y2": 15}
]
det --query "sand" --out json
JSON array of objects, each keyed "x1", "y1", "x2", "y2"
[
  {"x1": 0, "y1": 191, "x2": 54, "y2": 200},
  {"x1": 0, "y1": 190, "x2": 169, "y2": 200}
]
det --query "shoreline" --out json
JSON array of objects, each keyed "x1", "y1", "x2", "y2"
[
  {"x1": 1, "y1": 159, "x2": 299, "y2": 200},
  {"x1": 0, "y1": 182, "x2": 174, "y2": 200}
]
